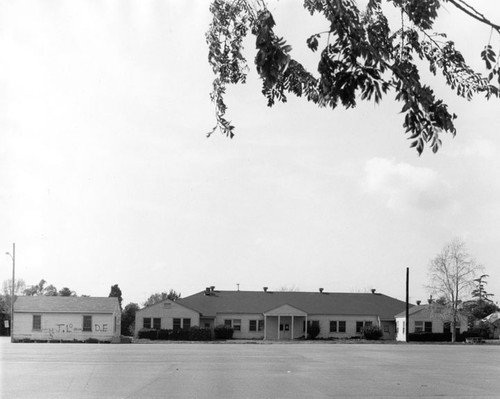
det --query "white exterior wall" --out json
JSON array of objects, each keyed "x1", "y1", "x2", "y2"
[
  {"x1": 13, "y1": 312, "x2": 120, "y2": 342},
  {"x1": 134, "y1": 300, "x2": 200, "y2": 337},
  {"x1": 213, "y1": 314, "x2": 381, "y2": 340},
  {"x1": 215, "y1": 314, "x2": 264, "y2": 339},
  {"x1": 395, "y1": 311, "x2": 468, "y2": 341},
  {"x1": 311, "y1": 315, "x2": 379, "y2": 339}
]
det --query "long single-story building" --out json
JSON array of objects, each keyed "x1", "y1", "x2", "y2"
[
  {"x1": 394, "y1": 304, "x2": 468, "y2": 341},
  {"x1": 135, "y1": 287, "x2": 409, "y2": 340},
  {"x1": 13, "y1": 296, "x2": 121, "y2": 343}
]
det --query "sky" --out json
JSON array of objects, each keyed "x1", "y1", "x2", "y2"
[{"x1": 1, "y1": 0, "x2": 500, "y2": 307}]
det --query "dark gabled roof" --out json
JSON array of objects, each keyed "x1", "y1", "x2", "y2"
[
  {"x1": 177, "y1": 290, "x2": 408, "y2": 320},
  {"x1": 14, "y1": 296, "x2": 119, "y2": 314},
  {"x1": 394, "y1": 304, "x2": 427, "y2": 318}
]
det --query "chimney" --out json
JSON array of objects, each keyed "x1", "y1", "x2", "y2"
[
  {"x1": 210, "y1": 286, "x2": 215, "y2": 294},
  {"x1": 371, "y1": 288, "x2": 376, "y2": 294},
  {"x1": 416, "y1": 300, "x2": 421, "y2": 305},
  {"x1": 263, "y1": 287, "x2": 268, "y2": 292},
  {"x1": 204, "y1": 287, "x2": 211, "y2": 296},
  {"x1": 319, "y1": 288, "x2": 324, "y2": 293}
]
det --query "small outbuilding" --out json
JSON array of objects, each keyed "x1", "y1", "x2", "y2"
[
  {"x1": 13, "y1": 296, "x2": 121, "y2": 343},
  {"x1": 483, "y1": 312, "x2": 500, "y2": 339}
]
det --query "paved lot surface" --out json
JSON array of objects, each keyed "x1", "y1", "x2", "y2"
[{"x1": 1, "y1": 338, "x2": 499, "y2": 398}]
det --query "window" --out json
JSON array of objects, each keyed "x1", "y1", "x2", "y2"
[
  {"x1": 338, "y1": 321, "x2": 346, "y2": 333},
  {"x1": 249, "y1": 320, "x2": 257, "y2": 332},
  {"x1": 258, "y1": 320, "x2": 264, "y2": 331},
  {"x1": 415, "y1": 321, "x2": 424, "y2": 333},
  {"x1": 443, "y1": 322, "x2": 451, "y2": 334},
  {"x1": 83, "y1": 315, "x2": 92, "y2": 332},
  {"x1": 424, "y1": 322, "x2": 432, "y2": 333},
  {"x1": 356, "y1": 321, "x2": 364, "y2": 333},
  {"x1": 183, "y1": 318, "x2": 191, "y2": 330},
  {"x1": 153, "y1": 318, "x2": 161, "y2": 330},
  {"x1": 233, "y1": 319, "x2": 241, "y2": 331},
  {"x1": 163, "y1": 303, "x2": 171, "y2": 309},
  {"x1": 32, "y1": 315, "x2": 41, "y2": 331},
  {"x1": 224, "y1": 319, "x2": 232, "y2": 328},
  {"x1": 383, "y1": 325, "x2": 389, "y2": 333},
  {"x1": 173, "y1": 318, "x2": 181, "y2": 331},
  {"x1": 330, "y1": 321, "x2": 337, "y2": 333},
  {"x1": 365, "y1": 321, "x2": 372, "y2": 328}
]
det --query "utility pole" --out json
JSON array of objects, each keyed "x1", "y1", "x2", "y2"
[
  {"x1": 406, "y1": 267, "x2": 409, "y2": 343},
  {"x1": 6, "y1": 243, "x2": 15, "y2": 343}
]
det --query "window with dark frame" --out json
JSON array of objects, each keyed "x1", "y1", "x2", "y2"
[
  {"x1": 249, "y1": 320, "x2": 257, "y2": 332},
  {"x1": 415, "y1": 321, "x2": 424, "y2": 333},
  {"x1": 339, "y1": 321, "x2": 346, "y2": 333},
  {"x1": 356, "y1": 321, "x2": 364, "y2": 333},
  {"x1": 258, "y1": 320, "x2": 264, "y2": 331},
  {"x1": 32, "y1": 315, "x2": 41, "y2": 331},
  {"x1": 330, "y1": 321, "x2": 337, "y2": 333},
  {"x1": 153, "y1": 318, "x2": 161, "y2": 330},
  {"x1": 83, "y1": 315, "x2": 92, "y2": 332},
  {"x1": 424, "y1": 321, "x2": 432, "y2": 333},
  {"x1": 224, "y1": 319, "x2": 232, "y2": 328},
  {"x1": 173, "y1": 318, "x2": 181, "y2": 331},
  {"x1": 183, "y1": 318, "x2": 191, "y2": 330},
  {"x1": 233, "y1": 319, "x2": 241, "y2": 331}
]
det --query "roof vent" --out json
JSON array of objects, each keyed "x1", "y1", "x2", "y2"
[
  {"x1": 263, "y1": 287, "x2": 268, "y2": 292},
  {"x1": 371, "y1": 288, "x2": 376, "y2": 294},
  {"x1": 416, "y1": 300, "x2": 421, "y2": 305},
  {"x1": 319, "y1": 288, "x2": 324, "y2": 293},
  {"x1": 204, "y1": 287, "x2": 211, "y2": 296}
]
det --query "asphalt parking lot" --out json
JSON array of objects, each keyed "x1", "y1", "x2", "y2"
[{"x1": 1, "y1": 338, "x2": 499, "y2": 398}]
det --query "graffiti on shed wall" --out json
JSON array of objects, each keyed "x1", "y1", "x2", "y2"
[{"x1": 42, "y1": 323, "x2": 110, "y2": 337}]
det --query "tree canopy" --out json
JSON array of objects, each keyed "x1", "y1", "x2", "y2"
[
  {"x1": 207, "y1": 0, "x2": 500, "y2": 154},
  {"x1": 143, "y1": 289, "x2": 181, "y2": 307}
]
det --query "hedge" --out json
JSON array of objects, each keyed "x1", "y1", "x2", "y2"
[{"x1": 138, "y1": 327, "x2": 212, "y2": 341}]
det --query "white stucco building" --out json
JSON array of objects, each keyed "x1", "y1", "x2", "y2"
[
  {"x1": 135, "y1": 287, "x2": 408, "y2": 340},
  {"x1": 13, "y1": 296, "x2": 121, "y2": 343}
]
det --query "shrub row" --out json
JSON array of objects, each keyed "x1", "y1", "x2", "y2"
[
  {"x1": 138, "y1": 326, "x2": 212, "y2": 341},
  {"x1": 409, "y1": 332, "x2": 468, "y2": 342}
]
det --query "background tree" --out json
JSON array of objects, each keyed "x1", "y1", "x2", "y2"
[
  {"x1": 207, "y1": 0, "x2": 500, "y2": 154},
  {"x1": 427, "y1": 238, "x2": 483, "y2": 342},
  {"x1": 121, "y1": 302, "x2": 140, "y2": 336},
  {"x1": 108, "y1": 284, "x2": 123, "y2": 309},
  {"x1": 471, "y1": 274, "x2": 494, "y2": 303},
  {"x1": 44, "y1": 284, "x2": 58, "y2": 296},
  {"x1": 143, "y1": 289, "x2": 181, "y2": 307},
  {"x1": 24, "y1": 279, "x2": 47, "y2": 296},
  {"x1": 58, "y1": 287, "x2": 76, "y2": 297}
]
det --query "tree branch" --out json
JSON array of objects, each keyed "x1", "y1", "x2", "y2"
[{"x1": 447, "y1": 0, "x2": 500, "y2": 34}]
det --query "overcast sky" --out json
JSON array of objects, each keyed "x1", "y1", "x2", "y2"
[{"x1": 2, "y1": 1, "x2": 499, "y2": 307}]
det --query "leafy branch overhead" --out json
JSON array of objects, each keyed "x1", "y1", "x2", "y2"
[{"x1": 206, "y1": 0, "x2": 500, "y2": 154}]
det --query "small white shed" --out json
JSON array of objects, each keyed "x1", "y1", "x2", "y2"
[{"x1": 13, "y1": 296, "x2": 121, "y2": 343}]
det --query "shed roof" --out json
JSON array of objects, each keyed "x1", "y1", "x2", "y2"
[
  {"x1": 176, "y1": 290, "x2": 408, "y2": 319},
  {"x1": 14, "y1": 296, "x2": 119, "y2": 314}
]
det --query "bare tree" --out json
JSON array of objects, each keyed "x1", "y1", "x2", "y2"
[{"x1": 427, "y1": 238, "x2": 483, "y2": 342}]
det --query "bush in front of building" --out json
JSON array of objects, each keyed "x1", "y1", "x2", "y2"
[
  {"x1": 463, "y1": 322, "x2": 492, "y2": 339},
  {"x1": 214, "y1": 325, "x2": 234, "y2": 340},
  {"x1": 362, "y1": 326, "x2": 384, "y2": 340},
  {"x1": 188, "y1": 326, "x2": 212, "y2": 341},
  {"x1": 138, "y1": 328, "x2": 159, "y2": 340},
  {"x1": 307, "y1": 323, "x2": 320, "y2": 339},
  {"x1": 140, "y1": 327, "x2": 212, "y2": 341},
  {"x1": 409, "y1": 332, "x2": 467, "y2": 342}
]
